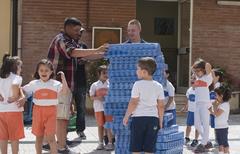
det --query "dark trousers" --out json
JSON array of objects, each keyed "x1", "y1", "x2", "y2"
[{"x1": 74, "y1": 87, "x2": 86, "y2": 133}]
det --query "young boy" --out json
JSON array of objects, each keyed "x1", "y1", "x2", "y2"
[
  {"x1": 163, "y1": 70, "x2": 176, "y2": 126},
  {"x1": 89, "y1": 65, "x2": 114, "y2": 151},
  {"x1": 123, "y1": 57, "x2": 165, "y2": 154},
  {"x1": 181, "y1": 75, "x2": 199, "y2": 147}
]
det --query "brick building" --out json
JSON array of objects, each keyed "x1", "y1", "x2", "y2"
[{"x1": 1, "y1": 0, "x2": 240, "y2": 93}]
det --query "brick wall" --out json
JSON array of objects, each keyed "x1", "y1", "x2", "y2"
[
  {"x1": 21, "y1": 0, "x2": 136, "y2": 83},
  {"x1": 192, "y1": 0, "x2": 240, "y2": 89}
]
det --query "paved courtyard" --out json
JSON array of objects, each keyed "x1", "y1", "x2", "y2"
[{"x1": 7, "y1": 114, "x2": 240, "y2": 154}]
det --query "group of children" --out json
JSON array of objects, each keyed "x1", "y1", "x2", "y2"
[
  {"x1": 182, "y1": 59, "x2": 231, "y2": 154},
  {"x1": 0, "y1": 53, "x2": 231, "y2": 154},
  {"x1": 0, "y1": 55, "x2": 69, "y2": 154}
]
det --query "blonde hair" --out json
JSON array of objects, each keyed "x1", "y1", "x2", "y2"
[{"x1": 128, "y1": 19, "x2": 141, "y2": 30}]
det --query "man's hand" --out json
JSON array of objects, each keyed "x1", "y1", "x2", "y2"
[{"x1": 97, "y1": 44, "x2": 109, "y2": 53}]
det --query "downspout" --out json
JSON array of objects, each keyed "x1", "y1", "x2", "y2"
[
  {"x1": 12, "y1": 0, "x2": 18, "y2": 56},
  {"x1": 189, "y1": 0, "x2": 193, "y2": 86}
]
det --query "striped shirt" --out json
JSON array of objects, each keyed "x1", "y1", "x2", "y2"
[
  {"x1": 47, "y1": 32, "x2": 79, "y2": 90},
  {"x1": 23, "y1": 79, "x2": 62, "y2": 106}
]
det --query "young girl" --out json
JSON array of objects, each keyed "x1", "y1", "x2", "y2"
[
  {"x1": 210, "y1": 86, "x2": 231, "y2": 154},
  {"x1": 89, "y1": 65, "x2": 114, "y2": 151},
  {"x1": 192, "y1": 59, "x2": 213, "y2": 153},
  {"x1": 209, "y1": 69, "x2": 224, "y2": 145},
  {"x1": 0, "y1": 54, "x2": 25, "y2": 154},
  {"x1": 182, "y1": 75, "x2": 199, "y2": 147},
  {"x1": 23, "y1": 59, "x2": 68, "y2": 154}
]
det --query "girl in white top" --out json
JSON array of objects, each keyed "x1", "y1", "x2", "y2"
[
  {"x1": 0, "y1": 55, "x2": 25, "y2": 154},
  {"x1": 210, "y1": 86, "x2": 231, "y2": 154},
  {"x1": 163, "y1": 70, "x2": 176, "y2": 126},
  {"x1": 192, "y1": 59, "x2": 213, "y2": 153},
  {"x1": 23, "y1": 59, "x2": 68, "y2": 154}
]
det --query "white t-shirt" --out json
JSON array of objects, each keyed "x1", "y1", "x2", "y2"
[
  {"x1": 23, "y1": 79, "x2": 62, "y2": 106},
  {"x1": 89, "y1": 80, "x2": 109, "y2": 112},
  {"x1": 215, "y1": 102, "x2": 230, "y2": 129},
  {"x1": 194, "y1": 73, "x2": 213, "y2": 104},
  {"x1": 163, "y1": 80, "x2": 176, "y2": 111},
  {"x1": 0, "y1": 73, "x2": 23, "y2": 112},
  {"x1": 131, "y1": 80, "x2": 164, "y2": 117},
  {"x1": 186, "y1": 87, "x2": 195, "y2": 112}
]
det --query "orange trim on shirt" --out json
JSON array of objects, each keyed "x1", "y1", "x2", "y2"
[
  {"x1": 34, "y1": 89, "x2": 58, "y2": 99},
  {"x1": 194, "y1": 80, "x2": 208, "y2": 87},
  {"x1": 95, "y1": 88, "x2": 108, "y2": 97}
]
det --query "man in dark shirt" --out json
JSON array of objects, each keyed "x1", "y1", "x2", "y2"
[
  {"x1": 74, "y1": 28, "x2": 88, "y2": 140},
  {"x1": 47, "y1": 17, "x2": 107, "y2": 153}
]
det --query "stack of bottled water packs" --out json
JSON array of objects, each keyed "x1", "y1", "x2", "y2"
[{"x1": 104, "y1": 43, "x2": 183, "y2": 154}]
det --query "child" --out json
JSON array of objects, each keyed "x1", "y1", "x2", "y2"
[
  {"x1": 23, "y1": 59, "x2": 68, "y2": 154},
  {"x1": 123, "y1": 57, "x2": 165, "y2": 154},
  {"x1": 163, "y1": 70, "x2": 176, "y2": 126},
  {"x1": 89, "y1": 65, "x2": 114, "y2": 151},
  {"x1": 0, "y1": 54, "x2": 25, "y2": 154},
  {"x1": 181, "y1": 75, "x2": 199, "y2": 147},
  {"x1": 192, "y1": 59, "x2": 213, "y2": 153},
  {"x1": 210, "y1": 86, "x2": 231, "y2": 154},
  {"x1": 209, "y1": 69, "x2": 224, "y2": 144}
]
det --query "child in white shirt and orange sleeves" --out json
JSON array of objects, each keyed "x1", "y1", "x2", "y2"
[
  {"x1": 89, "y1": 65, "x2": 114, "y2": 151},
  {"x1": 23, "y1": 59, "x2": 69, "y2": 154}
]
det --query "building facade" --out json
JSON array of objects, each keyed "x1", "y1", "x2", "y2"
[{"x1": 3, "y1": 0, "x2": 240, "y2": 92}]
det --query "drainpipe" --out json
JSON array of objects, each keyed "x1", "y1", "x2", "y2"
[
  {"x1": 12, "y1": 0, "x2": 18, "y2": 56},
  {"x1": 189, "y1": 0, "x2": 193, "y2": 87}
]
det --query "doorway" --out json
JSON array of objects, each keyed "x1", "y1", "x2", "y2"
[{"x1": 136, "y1": 0, "x2": 191, "y2": 93}]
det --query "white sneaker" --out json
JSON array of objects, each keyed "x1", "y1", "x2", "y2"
[
  {"x1": 104, "y1": 143, "x2": 114, "y2": 151},
  {"x1": 96, "y1": 143, "x2": 104, "y2": 150}
]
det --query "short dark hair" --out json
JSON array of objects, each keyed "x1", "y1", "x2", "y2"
[
  {"x1": 138, "y1": 57, "x2": 157, "y2": 75},
  {"x1": 34, "y1": 59, "x2": 54, "y2": 79},
  {"x1": 214, "y1": 85, "x2": 232, "y2": 102},
  {"x1": 193, "y1": 58, "x2": 206, "y2": 73},
  {"x1": 213, "y1": 68, "x2": 224, "y2": 82},
  {"x1": 97, "y1": 65, "x2": 108, "y2": 76},
  {"x1": 64, "y1": 17, "x2": 82, "y2": 29}
]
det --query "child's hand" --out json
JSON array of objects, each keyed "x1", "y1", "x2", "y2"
[
  {"x1": 159, "y1": 121, "x2": 163, "y2": 129},
  {"x1": 7, "y1": 97, "x2": 17, "y2": 103},
  {"x1": 123, "y1": 116, "x2": 129, "y2": 126},
  {"x1": 57, "y1": 71, "x2": 66, "y2": 81},
  {"x1": 16, "y1": 97, "x2": 26, "y2": 108},
  {"x1": 0, "y1": 94, "x2": 4, "y2": 102}
]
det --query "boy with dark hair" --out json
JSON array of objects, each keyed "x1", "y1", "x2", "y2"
[{"x1": 123, "y1": 57, "x2": 165, "y2": 154}]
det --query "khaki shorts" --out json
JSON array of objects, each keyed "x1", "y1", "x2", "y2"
[{"x1": 57, "y1": 90, "x2": 72, "y2": 120}]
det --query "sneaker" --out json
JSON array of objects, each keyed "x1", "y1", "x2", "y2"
[
  {"x1": 58, "y1": 146, "x2": 79, "y2": 154},
  {"x1": 205, "y1": 141, "x2": 213, "y2": 149},
  {"x1": 96, "y1": 143, "x2": 104, "y2": 150},
  {"x1": 190, "y1": 139, "x2": 198, "y2": 147},
  {"x1": 103, "y1": 135, "x2": 108, "y2": 145},
  {"x1": 42, "y1": 144, "x2": 50, "y2": 151},
  {"x1": 66, "y1": 139, "x2": 80, "y2": 148},
  {"x1": 194, "y1": 144, "x2": 207, "y2": 153},
  {"x1": 77, "y1": 131, "x2": 86, "y2": 140},
  {"x1": 185, "y1": 137, "x2": 190, "y2": 144},
  {"x1": 104, "y1": 143, "x2": 114, "y2": 151}
]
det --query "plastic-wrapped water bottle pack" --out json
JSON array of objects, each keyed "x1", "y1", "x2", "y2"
[{"x1": 104, "y1": 43, "x2": 183, "y2": 154}]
